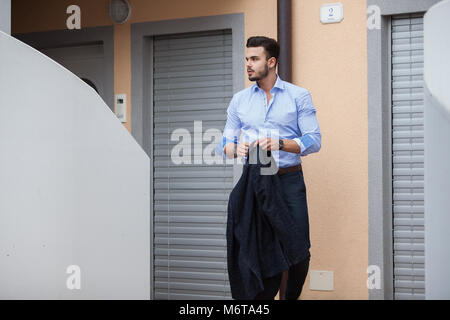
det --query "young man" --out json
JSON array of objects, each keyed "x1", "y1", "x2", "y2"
[{"x1": 220, "y1": 36, "x2": 321, "y2": 299}]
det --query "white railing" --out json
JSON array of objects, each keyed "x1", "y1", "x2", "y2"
[
  {"x1": 424, "y1": 0, "x2": 450, "y2": 300},
  {"x1": 0, "y1": 31, "x2": 150, "y2": 299}
]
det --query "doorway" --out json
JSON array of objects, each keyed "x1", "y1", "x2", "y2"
[
  {"x1": 41, "y1": 44, "x2": 105, "y2": 100},
  {"x1": 14, "y1": 26, "x2": 114, "y2": 110}
]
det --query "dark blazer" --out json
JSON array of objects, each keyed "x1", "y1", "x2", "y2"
[{"x1": 226, "y1": 146, "x2": 310, "y2": 300}]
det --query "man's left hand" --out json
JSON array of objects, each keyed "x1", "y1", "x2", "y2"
[{"x1": 254, "y1": 137, "x2": 280, "y2": 151}]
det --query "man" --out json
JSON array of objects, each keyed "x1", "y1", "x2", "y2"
[{"x1": 219, "y1": 36, "x2": 321, "y2": 300}]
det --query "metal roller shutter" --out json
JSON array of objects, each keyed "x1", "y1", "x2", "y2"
[
  {"x1": 391, "y1": 13, "x2": 425, "y2": 300},
  {"x1": 152, "y1": 30, "x2": 233, "y2": 299}
]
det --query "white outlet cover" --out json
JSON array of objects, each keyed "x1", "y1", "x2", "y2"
[
  {"x1": 310, "y1": 270, "x2": 334, "y2": 291},
  {"x1": 320, "y1": 3, "x2": 344, "y2": 24}
]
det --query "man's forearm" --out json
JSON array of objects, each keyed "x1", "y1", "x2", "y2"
[{"x1": 281, "y1": 139, "x2": 301, "y2": 154}]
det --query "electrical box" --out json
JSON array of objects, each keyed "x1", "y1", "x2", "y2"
[
  {"x1": 115, "y1": 94, "x2": 127, "y2": 123},
  {"x1": 310, "y1": 270, "x2": 334, "y2": 291}
]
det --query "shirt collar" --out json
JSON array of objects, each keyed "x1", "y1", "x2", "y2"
[{"x1": 252, "y1": 74, "x2": 286, "y2": 92}]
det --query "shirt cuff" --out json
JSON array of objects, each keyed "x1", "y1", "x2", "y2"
[
  {"x1": 293, "y1": 137, "x2": 305, "y2": 155},
  {"x1": 222, "y1": 136, "x2": 238, "y2": 148}
]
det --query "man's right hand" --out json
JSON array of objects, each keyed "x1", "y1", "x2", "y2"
[
  {"x1": 224, "y1": 142, "x2": 250, "y2": 158},
  {"x1": 236, "y1": 142, "x2": 250, "y2": 157}
]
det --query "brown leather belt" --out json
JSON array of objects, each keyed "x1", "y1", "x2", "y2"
[{"x1": 277, "y1": 164, "x2": 302, "y2": 176}]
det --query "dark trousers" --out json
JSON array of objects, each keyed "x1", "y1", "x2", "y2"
[
  {"x1": 254, "y1": 170, "x2": 311, "y2": 300},
  {"x1": 253, "y1": 256, "x2": 310, "y2": 300}
]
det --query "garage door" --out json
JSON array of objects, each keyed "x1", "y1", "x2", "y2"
[
  {"x1": 152, "y1": 30, "x2": 234, "y2": 299},
  {"x1": 391, "y1": 13, "x2": 425, "y2": 300}
]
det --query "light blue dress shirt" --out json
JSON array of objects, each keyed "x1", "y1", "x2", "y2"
[{"x1": 216, "y1": 75, "x2": 321, "y2": 168}]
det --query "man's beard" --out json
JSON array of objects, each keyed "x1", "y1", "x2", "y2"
[{"x1": 248, "y1": 64, "x2": 269, "y2": 82}]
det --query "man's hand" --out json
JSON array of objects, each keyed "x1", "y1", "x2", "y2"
[
  {"x1": 236, "y1": 142, "x2": 250, "y2": 157},
  {"x1": 254, "y1": 138, "x2": 301, "y2": 154},
  {"x1": 254, "y1": 137, "x2": 280, "y2": 151},
  {"x1": 224, "y1": 142, "x2": 250, "y2": 158}
]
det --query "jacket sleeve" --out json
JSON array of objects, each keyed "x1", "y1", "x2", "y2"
[
  {"x1": 252, "y1": 172, "x2": 297, "y2": 233},
  {"x1": 252, "y1": 171, "x2": 306, "y2": 262}
]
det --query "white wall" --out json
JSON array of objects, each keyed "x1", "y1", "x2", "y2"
[
  {"x1": 0, "y1": 0, "x2": 10, "y2": 34},
  {"x1": 0, "y1": 31, "x2": 150, "y2": 299},
  {"x1": 424, "y1": 0, "x2": 450, "y2": 300}
]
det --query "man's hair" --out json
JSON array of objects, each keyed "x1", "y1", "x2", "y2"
[{"x1": 246, "y1": 36, "x2": 280, "y2": 66}]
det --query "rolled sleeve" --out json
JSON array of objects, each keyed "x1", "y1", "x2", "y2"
[
  {"x1": 295, "y1": 91, "x2": 322, "y2": 156},
  {"x1": 215, "y1": 95, "x2": 242, "y2": 158}
]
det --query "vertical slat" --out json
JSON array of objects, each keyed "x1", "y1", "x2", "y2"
[
  {"x1": 152, "y1": 30, "x2": 233, "y2": 300},
  {"x1": 391, "y1": 13, "x2": 425, "y2": 300}
]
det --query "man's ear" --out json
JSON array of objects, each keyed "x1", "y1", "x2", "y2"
[{"x1": 268, "y1": 57, "x2": 277, "y2": 69}]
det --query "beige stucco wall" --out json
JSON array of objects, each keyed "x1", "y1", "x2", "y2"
[
  {"x1": 12, "y1": 0, "x2": 368, "y2": 299},
  {"x1": 292, "y1": 0, "x2": 368, "y2": 300}
]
